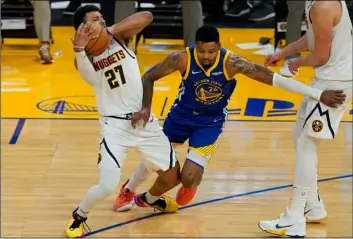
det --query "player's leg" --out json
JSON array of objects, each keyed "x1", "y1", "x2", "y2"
[
  {"x1": 258, "y1": 81, "x2": 352, "y2": 237},
  {"x1": 113, "y1": 161, "x2": 151, "y2": 212},
  {"x1": 176, "y1": 123, "x2": 224, "y2": 206},
  {"x1": 30, "y1": 0, "x2": 53, "y2": 64},
  {"x1": 114, "y1": 114, "x2": 189, "y2": 212},
  {"x1": 66, "y1": 118, "x2": 129, "y2": 238},
  {"x1": 292, "y1": 116, "x2": 326, "y2": 223},
  {"x1": 66, "y1": 139, "x2": 128, "y2": 237},
  {"x1": 133, "y1": 119, "x2": 183, "y2": 213}
]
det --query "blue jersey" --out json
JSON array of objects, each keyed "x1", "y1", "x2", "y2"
[{"x1": 171, "y1": 45, "x2": 237, "y2": 117}]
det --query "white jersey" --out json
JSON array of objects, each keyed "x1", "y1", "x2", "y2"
[
  {"x1": 90, "y1": 38, "x2": 143, "y2": 116},
  {"x1": 305, "y1": 0, "x2": 353, "y2": 81}
]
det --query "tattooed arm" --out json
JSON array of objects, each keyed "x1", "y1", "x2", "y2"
[
  {"x1": 142, "y1": 50, "x2": 187, "y2": 109},
  {"x1": 224, "y1": 52, "x2": 346, "y2": 107},
  {"x1": 130, "y1": 50, "x2": 187, "y2": 128},
  {"x1": 226, "y1": 52, "x2": 275, "y2": 85}
]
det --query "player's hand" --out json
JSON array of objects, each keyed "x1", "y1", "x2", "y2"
[
  {"x1": 288, "y1": 59, "x2": 300, "y2": 75},
  {"x1": 320, "y1": 90, "x2": 346, "y2": 108},
  {"x1": 72, "y1": 21, "x2": 99, "y2": 51},
  {"x1": 265, "y1": 52, "x2": 282, "y2": 67},
  {"x1": 131, "y1": 107, "x2": 151, "y2": 129}
]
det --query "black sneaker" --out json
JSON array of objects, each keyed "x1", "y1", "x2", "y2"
[
  {"x1": 225, "y1": 0, "x2": 252, "y2": 17},
  {"x1": 63, "y1": 0, "x2": 82, "y2": 16},
  {"x1": 248, "y1": 2, "x2": 274, "y2": 21}
]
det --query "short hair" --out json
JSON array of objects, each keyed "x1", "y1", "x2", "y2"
[
  {"x1": 73, "y1": 5, "x2": 100, "y2": 30},
  {"x1": 195, "y1": 25, "x2": 220, "y2": 43}
]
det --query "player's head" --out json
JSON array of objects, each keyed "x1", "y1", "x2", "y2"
[
  {"x1": 73, "y1": 5, "x2": 106, "y2": 30},
  {"x1": 195, "y1": 25, "x2": 220, "y2": 68}
]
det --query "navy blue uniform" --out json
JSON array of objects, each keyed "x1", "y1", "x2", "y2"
[{"x1": 163, "y1": 45, "x2": 237, "y2": 161}]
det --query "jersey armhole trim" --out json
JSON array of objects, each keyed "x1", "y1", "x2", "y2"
[
  {"x1": 223, "y1": 51, "x2": 232, "y2": 81},
  {"x1": 182, "y1": 47, "x2": 191, "y2": 80},
  {"x1": 105, "y1": 28, "x2": 136, "y2": 60}
]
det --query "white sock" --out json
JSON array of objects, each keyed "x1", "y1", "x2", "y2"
[
  {"x1": 145, "y1": 191, "x2": 159, "y2": 204},
  {"x1": 290, "y1": 125, "x2": 320, "y2": 219},
  {"x1": 125, "y1": 162, "x2": 151, "y2": 192}
]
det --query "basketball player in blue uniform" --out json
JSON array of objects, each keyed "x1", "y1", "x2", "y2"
[{"x1": 113, "y1": 25, "x2": 346, "y2": 211}]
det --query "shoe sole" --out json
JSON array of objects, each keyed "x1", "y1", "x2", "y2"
[
  {"x1": 248, "y1": 12, "x2": 275, "y2": 21},
  {"x1": 115, "y1": 202, "x2": 134, "y2": 212},
  {"x1": 258, "y1": 222, "x2": 305, "y2": 238},
  {"x1": 225, "y1": 8, "x2": 250, "y2": 17},
  {"x1": 306, "y1": 215, "x2": 327, "y2": 223}
]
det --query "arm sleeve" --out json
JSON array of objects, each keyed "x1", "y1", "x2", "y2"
[{"x1": 75, "y1": 51, "x2": 99, "y2": 85}]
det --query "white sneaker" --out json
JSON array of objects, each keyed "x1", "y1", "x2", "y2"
[
  {"x1": 305, "y1": 199, "x2": 327, "y2": 222},
  {"x1": 280, "y1": 60, "x2": 299, "y2": 77},
  {"x1": 258, "y1": 207, "x2": 306, "y2": 238}
]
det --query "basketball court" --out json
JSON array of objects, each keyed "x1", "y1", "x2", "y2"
[{"x1": 1, "y1": 27, "x2": 352, "y2": 237}]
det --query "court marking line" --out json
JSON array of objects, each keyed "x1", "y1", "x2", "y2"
[
  {"x1": 8, "y1": 118, "x2": 26, "y2": 144},
  {"x1": 85, "y1": 173, "x2": 353, "y2": 237},
  {"x1": 1, "y1": 117, "x2": 352, "y2": 123}
]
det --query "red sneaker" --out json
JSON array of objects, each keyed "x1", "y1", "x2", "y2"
[{"x1": 113, "y1": 180, "x2": 135, "y2": 212}]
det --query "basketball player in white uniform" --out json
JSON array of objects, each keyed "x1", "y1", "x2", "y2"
[
  {"x1": 65, "y1": 6, "x2": 180, "y2": 238},
  {"x1": 259, "y1": 0, "x2": 352, "y2": 237}
]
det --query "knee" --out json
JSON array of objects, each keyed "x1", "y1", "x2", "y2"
[{"x1": 99, "y1": 181, "x2": 119, "y2": 196}]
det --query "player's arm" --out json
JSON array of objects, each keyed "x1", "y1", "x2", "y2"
[
  {"x1": 277, "y1": 34, "x2": 308, "y2": 59},
  {"x1": 141, "y1": 50, "x2": 187, "y2": 109},
  {"x1": 108, "y1": 11, "x2": 153, "y2": 43},
  {"x1": 225, "y1": 52, "x2": 346, "y2": 107},
  {"x1": 74, "y1": 51, "x2": 99, "y2": 85},
  {"x1": 294, "y1": 2, "x2": 337, "y2": 67}
]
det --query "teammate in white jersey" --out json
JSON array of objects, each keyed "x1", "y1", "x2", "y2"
[
  {"x1": 65, "y1": 5, "x2": 180, "y2": 238},
  {"x1": 259, "y1": 1, "x2": 352, "y2": 237}
]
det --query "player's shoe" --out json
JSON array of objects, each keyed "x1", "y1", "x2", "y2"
[
  {"x1": 258, "y1": 207, "x2": 306, "y2": 238},
  {"x1": 113, "y1": 180, "x2": 135, "y2": 212},
  {"x1": 65, "y1": 208, "x2": 90, "y2": 238},
  {"x1": 134, "y1": 193, "x2": 179, "y2": 213},
  {"x1": 305, "y1": 199, "x2": 327, "y2": 222},
  {"x1": 176, "y1": 186, "x2": 197, "y2": 206}
]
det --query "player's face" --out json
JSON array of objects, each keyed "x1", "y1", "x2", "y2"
[
  {"x1": 84, "y1": 11, "x2": 106, "y2": 27},
  {"x1": 195, "y1": 41, "x2": 220, "y2": 68}
]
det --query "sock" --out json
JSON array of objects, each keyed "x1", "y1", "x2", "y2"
[
  {"x1": 290, "y1": 131, "x2": 319, "y2": 219},
  {"x1": 125, "y1": 162, "x2": 151, "y2": 192},
  {"x1": 145, "y1": 191, "x2": 159, "y2": 204}
]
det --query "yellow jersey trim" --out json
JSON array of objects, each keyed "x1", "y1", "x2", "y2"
[
  {"x1": 182, "y1": 47, "x2": 191, "y2": 80},
  {"x1": 193, "y1": 48, "x2": 221, "y2": 77},
  {"x1": 223, "y1": 51, "x2": 232, "y2": 81}
]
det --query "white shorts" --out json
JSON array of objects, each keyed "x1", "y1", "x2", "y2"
[
  {"x1": 298, "y1": 78, "x2": 352, "y2": 139},
  {"x1": 98, "y1": 113, "x2": 177, "y2": 172}
]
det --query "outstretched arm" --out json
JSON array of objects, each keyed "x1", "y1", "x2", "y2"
[
  {"x1": 109, "y1": 11, "x2": 153, "y2": 43},
  {"x1": 141, "y1": 50, "x2": 187, "y2": 109},
  {"x1": 277, "y1": 34, "x2": 308, "y2": 59},
  {"x1": 225, "y1": 52, "x2": 346, "y2": 107}
]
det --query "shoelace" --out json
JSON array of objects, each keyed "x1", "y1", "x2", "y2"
[
  {"x1": 70, "y1": 217, "x2": 91, "y2": 233},
  {"x1": 39, "y1": 45, "x2": 52, "y2": 60},
  {"x1": 152, "y1": 197, "x2": 166, "y2": 212},
  {"x1": 119, "y1": 190, "x2": 132, "y2": 200}
]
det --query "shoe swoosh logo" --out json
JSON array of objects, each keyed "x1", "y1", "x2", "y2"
[
  {"x1": 304, "y1": 209, "x2": 312, "y2": 215},
  {"x1": 275, "y1": 223, "x2": 294, "y2": 229}
]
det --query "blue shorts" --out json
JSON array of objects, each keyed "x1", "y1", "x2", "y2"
[{"x1": 163, "y1": 110, "x2": 225, "y2": 157}]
